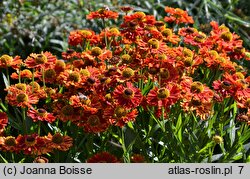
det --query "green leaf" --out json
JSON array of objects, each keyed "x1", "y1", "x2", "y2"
[
  {"x1": 198, "y1": 141, "x2": 214, "y2": 154},
  {"x1": 2, "y1": 72, "x2": 9, "y2": 88},
  {"x1": 175, "y1": 113, "x2": 183, "y2": 142},
  {"x1": 0, "y1": 154, "x2": 8, "y2": 163}
]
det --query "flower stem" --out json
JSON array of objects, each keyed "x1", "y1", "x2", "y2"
[
  {"x1": 22, "y1": 107, "x2": 27, "y2": 134},
  {"x1": 42, "y1": 68, "x2": 46, "y2": 89},
  {"x1": 0, "y1": 99, "x2": 8, "y2": 112},
  {"x1": 102, "y1": 18, "x2": 108, "y2": 48},
  {"x1": 32, "y1": 68, "x2": 35, "y2": 93}
]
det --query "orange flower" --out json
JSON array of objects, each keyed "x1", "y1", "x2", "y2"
[
  {"x1": 69, "y1": 93, "x2": 102, "y2": 114},
  {"x1": 161, "y1": 28, "x2": 180, "y2": 44},
  {"x1": 120, "y1": 12, "x2": 152, "y2": 41},
  {"x1": 25, "y1": 51, "x2": 57, "y2": 69},
  {"x1": 0, "y1": 136, "x2": 19, "y2": 152},
  {"x1": 137, "y1": 38, "x2": 168, "y2": 55},
  {"x1": 113, "y1": 82, "x2": 143, "y2": 109},
  {"x1": 57, "y1": 69, "x2": 85, "y2": 88},
  {"x1": 62, "y1": 49, "x2": 82, "y2": 60},
  {"x1": 87, "y1": 152, "x2": 120, "y2": 163},
  {"x1": 68, "y1": 30, "x2": 84, "y2": 46},
  {"x1": 103, "y1": 105, "x2": 138, "y2": 127},
  {"x1": 146, "y1": 83, "x2": 180, "y2": 108},
  {"x1": 46, "y1": 133, "x2": 73, "y2": 151},
  {"x1": 213, "y1": 72, "x2": 246, "y2": 98},
  {"x1": 209, "y1": 21, "x2": 243, "y2": 56},
  {"x1": 131, "y1": 154, "x2": 146, "y2": 163},
  {"x1": 78, "y1": 110, "x2": 110, "y2": 133},
  {"x1": 0, "y1": 112, "x2": 8, "y2": 130},
  {"x1": 27, "y1": 108, "x2": 56, "y2": 123},
  {"x1": 164, "y1": 6, "x2": 194, "y2": 24},
  {"x1": 11, "y1": 69, "x2": 33, "y2": 80},
  {"x1": 0, "y1": 55, "x2": 22, "y2": 69},
  {"x1": 56, "y1": 104, "x2": 81, "y2": 122},
  {"x1": 68, "y1": 29, "x2": 96, "y2": 47},
  {"x1": 16, "y1": 134, "x2": 49, "y2": 155},
  {"x1": 180, "y1": 78, "x2": 214, "y2": 120},
  {"x1": 120, "y1": 6, "x2": 134, "y2": 14},
  {"x1": 87, "y1": 8, "x2": 118, "y2": 20},
  {"x1": 6, "y1": 84, "x2": 39, "y2": 108},
  {"x1": 33, "y1": 156, "x2": 49, "y2": 163}
]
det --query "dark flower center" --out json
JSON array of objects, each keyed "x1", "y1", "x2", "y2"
[
  {"x1": 114, "y1": 107, "x2": 127, "y2": 118},
  {"x1": 37, "y1": 108, "x2": 47, "y2": 117},
  {"x1": 16, "y1": 93, "x2": 28, "y2": 103},
  {"x1": 61, "y1": 105, "x2": 74, "y2": 116},
  {"x1": 157, "y1": 88, "x2": 170, "y2": 99},
  {"x1": 123, "y1": 88, "x2": 134, "y2": 98},
  {"x1": 4, "y1": 136, "x2": 16, "y2": 146},
  {"x1": 87, "y1": 77, "x2": 96, "y2": 84},
  {"x1": 191, "y1": 81, "x2": 204, "y2": 93},
  {"x1": 25, "y1": 135, "x2": 36, "y2": 146},
  {"x1": 160, "y1": 68, "x2": 170, "y2": 79},
  {"x1": 69, "y1": 72, "x2": 80, "y2": 82},
  {"x1": 52, "y1": 133, "x2": 64, "y2": 144},
  {"x1": 87, "y1": 115, "x2": 101, "y2": 126},
  {"x1": 35, "y1": 54, "x2": 47, "y2": 64}
]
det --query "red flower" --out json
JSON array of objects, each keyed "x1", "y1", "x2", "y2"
[
  {"x1": 27, "y1": 108, "x2": 56, "y2": 123},
  {"x1": 0, "y1": 112, "x2": 8, "y2": 130},
  {"x1": 113, "y1": 82, "x2": 143, "y2": 109},
  {"x1": 103, "y1": 105, "x2": 138, "y2": 127},
  {"x1": 6, "y1": 84, "x2": 39, "y2": 108},
  {"x1": 120, "y1": 6, "x2": 134, "y2": 14},
  {"x1": 131, "y1": 154, "x2": 146, "y2": 163},
  {"x1": 180, "y1": 79, "x2": 214, "y2": 120},
  {"x1": 208, "y1": 21, "x2": 243, "y2": 55},
  {"x1": 33, "y1": 156, "x2": 49, "y2": 163},
  {"x1": 11, "y1": 69, "x2": 33, "y2": 80},
  {"x1": 68, "y1": 30, "x2": 84, "y2": 46},
  {"x1": 87, "y1": 8, "x2": 118, "y2": 20},
  {"x1": 164, "y1": 6, "x2": 194, "y2": 24},
  {"x1": 0, "y1": 55, "x2": 22, "y2": 69},
  {"x1": 16, "y1": 134, "x2": 49, "y2": 155},
  {"x1": 57, "y1": 69, "x2": 85, "y2": 88},
  {"x1": 0, "y1": 136, "x2": 19, "y2": 152},
  {"x1": 161, "y1": 28, "x2": 180, "y2": 44},
  {"x1": 46, "y1": 133, "x2": 73, "y2": 151},
  {"x1": 146, "y1": 83, "x2": 180, "y2": 108},
  {"x1": 25, "y1": 52, "x2": 57, "y2": 69},
  {"x1": 78, "y1": 110, "x2": 110, "y2": 133},
  {"x1": 212, "y1": 72, "x2": 244, "y2": 98},
  {"x1": 87, "y1": 152, "x2": 120, "y2": 163}
]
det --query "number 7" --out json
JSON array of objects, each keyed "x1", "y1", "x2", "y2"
[{"x1": 238, "y1": 166, "x2": 244, "y2": 174}]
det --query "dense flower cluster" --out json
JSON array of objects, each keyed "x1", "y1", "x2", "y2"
[{"x1": 0, "y1": 6, "x2": 249, "y2": 162}]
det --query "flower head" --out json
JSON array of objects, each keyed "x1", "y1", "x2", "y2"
[
  {"x1": 46, "y1": 133, "x2": 73, "y2": 151},
  {"x1": 113, "y1": 82, "x2": 143, "y2": 109},
  {"x1": 87, "y1": 8, "x2": 118, "y2": 20},
  {"x1": 87, "y1": 152, "x2": 120, "y2": 163}
]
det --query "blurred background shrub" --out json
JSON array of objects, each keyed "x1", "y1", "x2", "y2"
[{"x1": 0, "y1": 0, "x2": 249, "y2": 58}]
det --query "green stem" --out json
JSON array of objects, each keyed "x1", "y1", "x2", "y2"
[
  {"x1": 18, "y1": 67, "x2": 21, "y2": 83},
  {"x1": 32, "y1": 68, "x2": 35, "y2": 93},
  {"x1": 42, "y1": 68, "x2": 45, "y2": 89},
  {"x1": 0, "y1": 99, "x2": 8, "y2": 112},
  {"x1": 11, "y1": 153, "x2": 15, "y2": 163},
  {"x1": 22, "y1": 108, "x2": 27, "y2": 134},
  {"x1": 38, "y1": 121, "x2": 41, "y2": 136},
  {"x1": 102, "y1": 18, "x2": 108, "y2": 48},
  {"x1": 120, "y1": 127, "x2": 130, "y2": 163}
]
